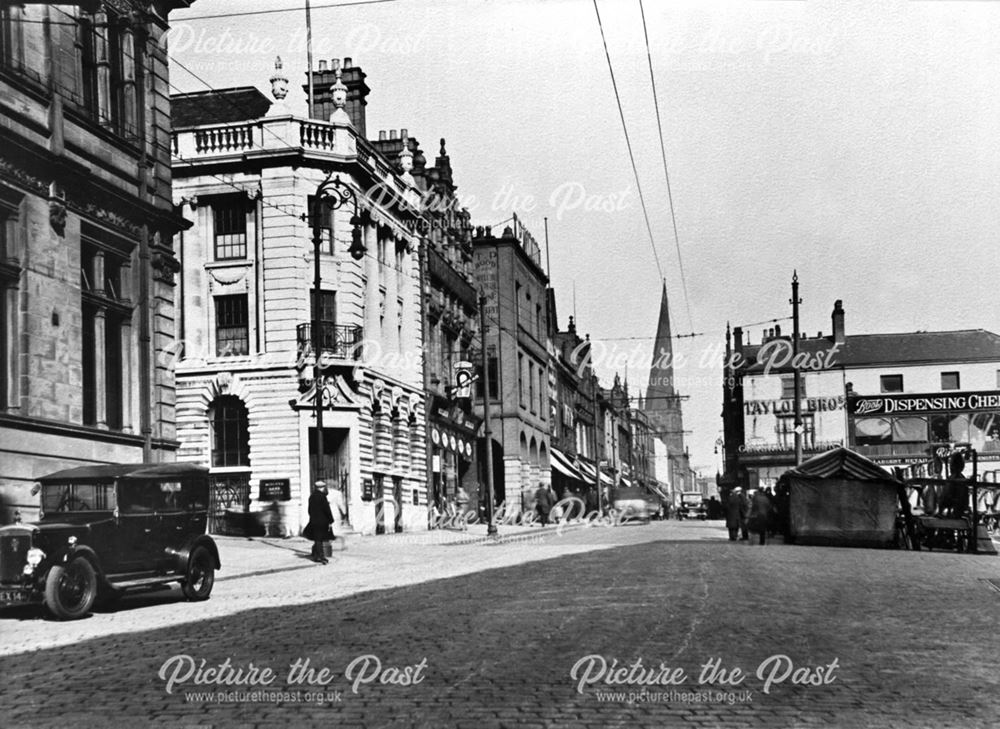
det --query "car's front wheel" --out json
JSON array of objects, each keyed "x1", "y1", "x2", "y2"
[
  {"x1": 44, "y1": 557, "x2": 98, "y2": 620},
  {"x1": 182, "y1": 546, "x2": 215, "y2": 601}
]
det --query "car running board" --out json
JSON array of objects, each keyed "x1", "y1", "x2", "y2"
[{"x1": 107, "y1": 574, "x2": 181, "y2": 589}]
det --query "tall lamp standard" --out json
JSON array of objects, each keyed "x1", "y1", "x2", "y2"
[{"x1": 308, "y1": 173, "x2": 366, "y2": 482}]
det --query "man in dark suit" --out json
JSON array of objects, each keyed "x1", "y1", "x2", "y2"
[
  {"x1": 726, "y1": 487, "x2": 748, "y2": 541},
  {"x1": 305, "y1": 481, "x2": 334, "y2": 564}
]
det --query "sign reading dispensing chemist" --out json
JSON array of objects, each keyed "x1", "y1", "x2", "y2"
[{"x1": 848, "y1": 390, "x2": 1000, "y2": 416}]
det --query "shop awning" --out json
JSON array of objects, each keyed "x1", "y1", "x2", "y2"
[
  {"x1": 551, "y1": 448, "x2": 584, "y2": 480},
  {"x1": 648, "y1": 484, "x2": 671, "y2": 502}
]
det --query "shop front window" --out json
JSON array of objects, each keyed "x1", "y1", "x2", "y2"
[
  {"x1": 970, "y1": 412, "x2": 1000, "y2": 451},
  {"x1": 931, "y1": 414, "x2": 970, "y2": 444},
  {"x1": 854, "y1": 417, "x2": 891, "y2": 447},
  {"x1": 891, "y1": 417, "x2": 927, "y2": 443}
]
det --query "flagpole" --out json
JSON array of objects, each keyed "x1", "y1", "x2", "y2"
[{"x1": 306, "y1": 0, "x2": 315, "y2": 118}]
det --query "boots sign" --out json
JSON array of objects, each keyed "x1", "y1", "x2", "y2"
[{"x1": 849, "y1": 390, "x2": 1000, "y2": 416}]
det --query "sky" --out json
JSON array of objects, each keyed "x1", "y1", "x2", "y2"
[{"x1": 167, "y1": 0, "x2": 1000, "y2": 475}]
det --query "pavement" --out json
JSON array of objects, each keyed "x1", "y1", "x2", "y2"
[{"x1": 2, "y1": 519, "x2": 1000, "y2": 728}]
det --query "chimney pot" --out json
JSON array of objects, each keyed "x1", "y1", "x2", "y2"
[
  {"x1": 401, "y1": 128, "x2": 408, "y2": 139},
  {"x1": 318, "y1": 60, "x2": 327, "y2": 71},
  {"x1": 332, "y1": 58, "x2": 340, "y2": 70},
  {"x1": 390, "y1": 129, "x2": 397, "y2": 139},
  {"x1": 344, "y1": 57, "x2": 352, "y2": 68},
  {"x1": 774, "y1": 324, "x2": 781, "y2": 337},
  {"x1": 379, "y1": 130, "x2": 386, "y2": 141}
]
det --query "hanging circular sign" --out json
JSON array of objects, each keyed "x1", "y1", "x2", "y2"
[
  {"x1": 431, "y1": 429, "x2": 441, "y2": 446},
  {"x1": 449, "y1": 434, "x2": 457, "y2": 451}
]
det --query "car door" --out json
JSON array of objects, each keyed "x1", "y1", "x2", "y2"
[
  {"x1": 114, "y1": 480, "x2": 161, "y2": 573},
  {"x1": 155, "y1": 480, "x2": 188, "y2": 573}
]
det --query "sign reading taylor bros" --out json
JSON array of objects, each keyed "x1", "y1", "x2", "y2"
[{"x1": 848, "y1": 390, "x2": 1000, "y2": 416}]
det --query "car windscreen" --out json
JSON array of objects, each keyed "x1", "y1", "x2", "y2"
[{"x1": 41, "y1": 482, "x2": 117, "y2": 513}]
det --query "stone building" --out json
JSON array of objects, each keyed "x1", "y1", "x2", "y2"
[
  {"x1": 170, "y1": 58, "x2": 426, "y2": 536},
  {"x1": 472, "y1": 218, "x2": 549, "y2": 512},
  {"x1": 0, "y1": 1, "x2": 190, "y2": 522},
  {"x1": 721, "y1": 298, "x2": 1000, "y2": 492},
  {"x1": 368, "y1": 130, "x2": 480, "y2": 518}
]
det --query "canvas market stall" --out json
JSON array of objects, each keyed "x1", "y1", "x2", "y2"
[{"x1": 777, "y1": 447, "x2": 902, "y2": 547}]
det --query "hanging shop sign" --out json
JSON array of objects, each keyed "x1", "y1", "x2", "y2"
[
  {"x1": 848, "y1": 390, "x2": 1000, "y2": 417},
  {"x1": 744, "y1": 396, "x2": 845, "y2": 416},
  {"x1": 362, "y1": 478, "x2": 374, "y2": 502}
]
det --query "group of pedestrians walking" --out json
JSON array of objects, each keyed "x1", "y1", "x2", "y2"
[{"x1": 725, "y1": 486, "x2": 778, "y2": 545}]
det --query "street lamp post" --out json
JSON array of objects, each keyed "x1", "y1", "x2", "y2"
[{"x1": 308, "y1": 173, "x2": 366, "y2": 482}]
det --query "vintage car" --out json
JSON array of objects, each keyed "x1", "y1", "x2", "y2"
[
  {"x1": 0, "y1": 462, "x2": 220, "y2": 620},
  {"x1": 678, "y1": 492, "x2": 708, "y2": 520}
]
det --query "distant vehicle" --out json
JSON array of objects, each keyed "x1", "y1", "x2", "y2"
[
  {"x1": 0, "y1": 463, "x2": 220, "y2": 620},
  {"x1": 678, "y1": 492, "x2": 708, "y2": 520},
  {"x1": 612, "y1": 487, "x2": 658, "y2": 524}
]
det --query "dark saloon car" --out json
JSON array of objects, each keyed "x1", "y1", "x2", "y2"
[{"x1": 0, "y1": 463, "x2": 220, "y2": 620}]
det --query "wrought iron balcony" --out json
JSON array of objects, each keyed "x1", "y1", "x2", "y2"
[{"x1": 296, "y1": 323, "x2": 363, "y2": 361}]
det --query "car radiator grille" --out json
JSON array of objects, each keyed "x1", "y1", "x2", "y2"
[{"x1": 0, "y1": 534, "x2": 29, "y2": 583}]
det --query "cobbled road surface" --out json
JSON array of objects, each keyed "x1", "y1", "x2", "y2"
[{"x1": 2, "y1": 520, "x2": 999, "y2": 729}]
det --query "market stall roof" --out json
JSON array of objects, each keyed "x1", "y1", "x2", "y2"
[{"x1": 779, "y1": 447, "x2": 900, "y2": 484}]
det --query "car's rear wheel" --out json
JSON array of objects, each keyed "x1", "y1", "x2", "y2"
[
  {"x1": 182, "y1": 546, "x2": 215, "y2": 601},
  {"x1": 44, "y1": 557, "x2": 98, "y2": 620}
]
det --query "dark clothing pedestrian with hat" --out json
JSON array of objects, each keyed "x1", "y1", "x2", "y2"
[
  {"x1": 748, "y1": 489, "x2": 774, "y2": 545},
  {"x1": 304, "y1": 482, "x2": 334, "y2": 563},
  {"x1": 725, "y1": 489, "x2": 747, "y2": 541}
]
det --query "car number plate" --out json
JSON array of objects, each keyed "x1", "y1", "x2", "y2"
[{"x1": 0, "y1": 589, "x2": 28, "y2": 605}]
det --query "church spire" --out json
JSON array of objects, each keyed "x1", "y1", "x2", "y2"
[{"x1": 644, "y1": 281, "x2": 685, "y2": 458}]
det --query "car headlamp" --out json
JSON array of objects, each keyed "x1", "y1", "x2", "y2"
[
  {"x1": 67, "y1": 536, "x2": 77, "y2": 547},
  {"x1": 26, "y1": 548, "x2": 45, "y2": 567}
]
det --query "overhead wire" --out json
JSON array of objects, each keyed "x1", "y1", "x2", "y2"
[
  {"x1": 638, "y1": 0, "x2": 694, "y2": 334},
  {"x1": 174, "y1": 0, "x2": 401, "y2": 23},
  {"x1": 591, "y1": 0, "x2": 664, "y2": 281}
]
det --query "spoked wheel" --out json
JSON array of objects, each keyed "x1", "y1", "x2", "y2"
[
  {"x1": 44, "y1": 557, "x2": 98, "y2": 620},
  {"x1": 182, "y1": 546, "x2": 215, "y2": 601}
]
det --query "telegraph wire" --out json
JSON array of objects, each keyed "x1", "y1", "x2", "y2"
[
  {"x1": 591, "y1": 0, "x2": 664, "y2": 281},
  {"x1": 174, "y1": 0, "x2": 402, "y2": 23},
  {"x1": 638, "y1": 0, "x2": 693, "y2": 334}
]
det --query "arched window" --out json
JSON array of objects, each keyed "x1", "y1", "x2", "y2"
[{"x1": 210, "y1": 395, "x2": 249, "y2": 468}]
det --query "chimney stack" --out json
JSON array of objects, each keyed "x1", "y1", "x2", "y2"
[
  {"x1": 832, "y1": 300, "x2": 845, "y2": 345},
  {"x1": 304, "y1": 58, "x2": 370, "y2": 134},
  {"x1": 774, "y1": 324, "x2": 781, "y2": 337},
  {"x1": 733, "y1": 326, "x2": 743, "y2": 353}
]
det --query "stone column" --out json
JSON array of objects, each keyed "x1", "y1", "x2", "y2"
[
  {"x1": 93, "y1": 308, "x2": 107, "y2": 428},
  {"x1": 94, "y1": 12, "x2": 112, "y2": 125},
  {"x1": 363, "y1": 221, "x2": 378, "y2": 353},
  {"x1": 119, "y1": 318, "x2": 133, "y2": 433}
]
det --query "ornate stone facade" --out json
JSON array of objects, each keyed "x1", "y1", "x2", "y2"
[{"x1": 0, "y1": 1, "x2": 190, "y2": 523}]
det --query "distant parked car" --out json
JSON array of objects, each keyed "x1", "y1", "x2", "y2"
[{"x1": 0, "y1": 463, "x2": 219, "y2": 620}]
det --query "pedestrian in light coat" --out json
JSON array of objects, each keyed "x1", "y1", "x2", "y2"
[
  {"x1": 725, "y1": 488, "x2": 748, "y2": 541},
  {"x1": 304, "y1": 481, "x2": 334, "y2": 564}
]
